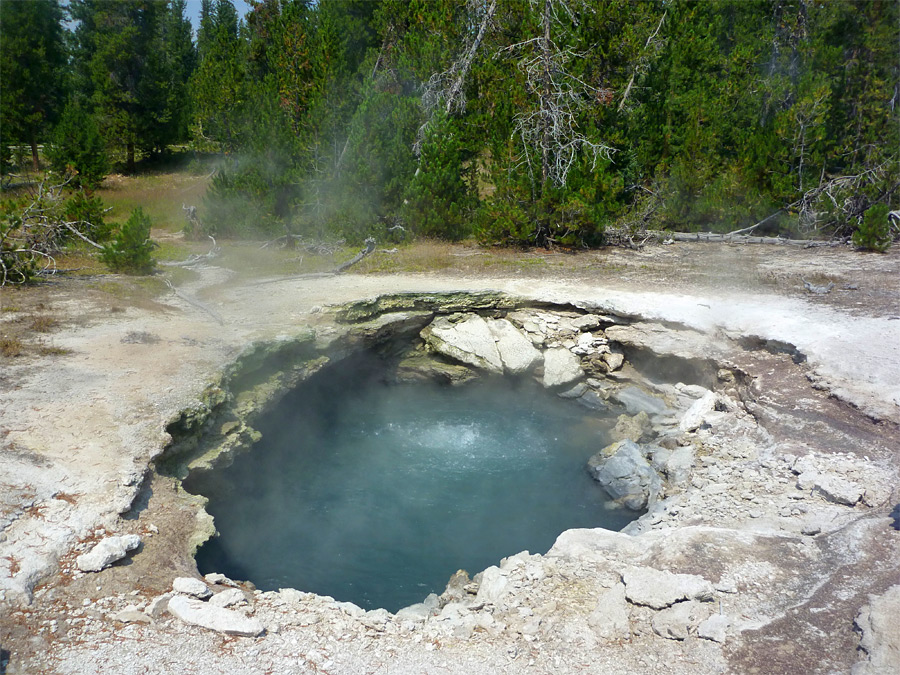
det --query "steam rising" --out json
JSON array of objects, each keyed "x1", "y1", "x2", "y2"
[{"x1": 186, "y1": 352, "x2": 638, "y2": 611}]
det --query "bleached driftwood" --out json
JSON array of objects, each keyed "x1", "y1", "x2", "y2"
[{"x1": 159, "y1": 236, "x2": 220, "y2": 267}]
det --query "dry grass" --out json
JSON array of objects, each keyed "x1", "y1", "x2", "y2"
[
  {"x1": 36, "y1": 343, "x2": 72, "y2": 356},
  {"x1": 30, "y1": 315, "x2": 57, "y2": 332},
  {"x1": 1, "y1": 336, "x2": 23, "y2": 357}
]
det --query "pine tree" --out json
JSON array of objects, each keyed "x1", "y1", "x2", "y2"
[{"x1": 0, "y1": 0, "x2": 67, "y2": 171}]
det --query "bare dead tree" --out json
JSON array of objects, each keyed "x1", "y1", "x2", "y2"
[
  {"x1": 415, "y1": 0, "x2": 498, "y2": 158},
  {"x1": 503, "y1": 0, "x2": 615, "y2": 195},
  {"x1": 791, "y1": 159, "x2": 899, "y2": 235},
  {"x1": 1, "y1": 172, "x2": 107, "y2": 286},
  {"x1": 618, "y1": 10, "x2": 666, "y2": 112}
]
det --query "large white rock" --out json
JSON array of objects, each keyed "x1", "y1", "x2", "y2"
[
  {"x1": 422, "y1": 315, "x2": 503, "y2": 373},
  {"x1": 167, "y1": 595, "x2": 264, "y2": 637},
  {"x1": 487, "y1": 318, "x2": 543, "y2": 373},
  {"x1": 679, "y1": 391, "x2": 718, "y2": 431},
  {"x1": 622, "y1": 566, "x2": 715, "y2": 609},
  {"x1": 173, "y1": 576, "x2": 212, "y2": 599},
  {"x1": 542, "y1": 347, "x2": 583, "y2": 388},
  {"x1": 475, "y1": 566, "x2": 510, "y2": 605},
  {"x1": 75, "y1": 534, "x2": 141, "y2": 572}
]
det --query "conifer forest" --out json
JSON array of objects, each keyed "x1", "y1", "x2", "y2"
[{"x1": 1, "y1": 0, "x2": 898, "y2": 249}]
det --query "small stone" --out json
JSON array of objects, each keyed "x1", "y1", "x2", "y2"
[
  {"x1": 679, "y1": 391, "x2": 717, "y2": 432},
  {"x1": 209, "y1": 588, "x2": 247, "y2": 608},
  {"x1": 173, "y1": 577, "x2": 212, "y2": 599},
  {"x1": 602, "y1": 352, "x2": 625, "y2": 371},
  {"x1": 571, "y1": 315, "x2": 601, "y2": 331},
  {"x1": 114, "y1": 609, "x2": 151, "y2": 624},
  {"x1": 797, "y1": 471, "x2": 819, "y2": 490},
  {"x1": 145, "y1": 593, "x2": 174, "y2": 619},
  {"x1": 75, "y1": 535, "x2": 142, "y2": 572},
  {"x1": 204, "y1": 573, "x2": 230, "y2": 585}
]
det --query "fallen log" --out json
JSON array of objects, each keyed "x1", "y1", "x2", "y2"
[{"x1": 606, "y1": 227, "x2": 845, "y2": 248}]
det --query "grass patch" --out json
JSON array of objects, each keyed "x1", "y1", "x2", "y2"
[
  {"x1": 88, "y1": 275, "x2": 169, "y2": 303},
  {"x1": 1, "y1": 336, "x2": 23, "y2": 357},
  {"x1": 95, "y1": 171, "x2": 212, "y2": 233},
  {"x1": 36, "y1": 343, "x2": 72, "y2": 356},
  {"x1": 54, "y1": 247, "x2": 108, "y2": 276},
  {"x1": 30, "y1": 315, "x2": 57, "y2": 332}
]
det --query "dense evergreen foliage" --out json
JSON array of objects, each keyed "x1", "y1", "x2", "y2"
[{"x1": 1, "y1": 0, "x2": 897, "y2": 247}]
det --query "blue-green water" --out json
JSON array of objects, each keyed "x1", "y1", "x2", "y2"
[{"x1": 187, "y1": 354, "x2": 637, "y2": 612}]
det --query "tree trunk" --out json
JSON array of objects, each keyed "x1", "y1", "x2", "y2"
[
  {"x1": 540, "y1": 0, "x2": 551, "y2": 192},
  {"x1": 127, "y1": 142, "x2": 136, "y2": 173},
  {"x1": 30, "y1": 136, "x2": 40, "y2": 172}
]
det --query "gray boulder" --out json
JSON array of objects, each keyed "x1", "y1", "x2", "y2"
[
  {"x1": 75, "y1": 534, "x2": 141, "y2": 572},
  {"x1": 167, "y1": 595, "x2": 264, "y2": 637},
  {"x1": 587, "y1": 440, "x2": 661, "y2": 510},
  {"x1": 612, "y1": 386, "x2": 669, "y2": 415}
]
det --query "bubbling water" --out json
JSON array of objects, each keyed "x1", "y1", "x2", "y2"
[{"x1": 186, "y1": 351, "x2": 638, "y2": 612}]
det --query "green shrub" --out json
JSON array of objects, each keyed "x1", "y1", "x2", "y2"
[
  {"x1": 45, "y1": 104, "x2": 109, "y2": 188},
  {"x1": 100, "y1": 207, "x2": 156, "y2": 274},
  {"x1": 64, "y1": 191, "x2": 112, "y2": 242},
  {"x1": 852, "y1": 204, "x2": 892, "y2": 252}
]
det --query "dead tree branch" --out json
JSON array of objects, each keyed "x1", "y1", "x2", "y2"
[
  {"x1": 416, "y1": 0, "x2": 498, "y2": 156},
  {"x1": 159, "y1": 236, "x2": 220, "y2": 267}
]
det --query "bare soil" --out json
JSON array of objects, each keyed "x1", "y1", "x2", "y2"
[{"x1": 1, "y1": 239, "x2": 898, "y2": 674}]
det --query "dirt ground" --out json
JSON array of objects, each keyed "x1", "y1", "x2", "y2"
[{"x1": 1, "y1": 239, "x2": 898, "y2": 674}]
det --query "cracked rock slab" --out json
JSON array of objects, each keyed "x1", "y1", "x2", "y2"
[
  {"x1": 622, "y1": 566, "x2": 716, "y2": 609},
  {"x1": 167, "y1": 595, "x2": 264, "y2": 637}
]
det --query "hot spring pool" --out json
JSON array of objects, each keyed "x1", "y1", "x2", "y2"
[{"x1": 185, "y1": 353, "x2": 639, "y2": 612}]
